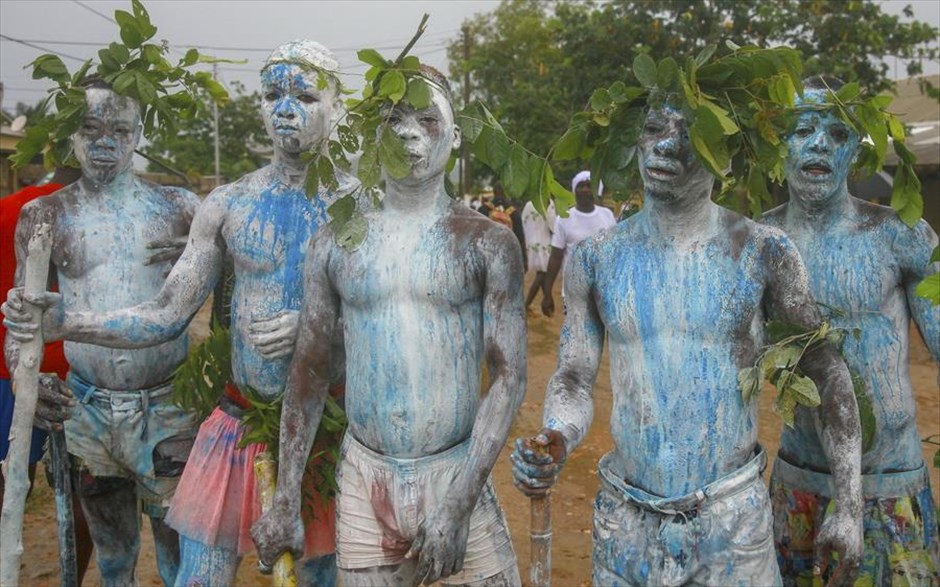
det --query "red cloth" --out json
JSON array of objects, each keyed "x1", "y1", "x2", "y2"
[{"x1": 0, "y1": 183, "x2": 70, "y2": 380}]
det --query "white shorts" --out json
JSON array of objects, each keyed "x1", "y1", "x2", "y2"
[{"x1": 336, "y1": 435, "x2": 517, "y2": 583}]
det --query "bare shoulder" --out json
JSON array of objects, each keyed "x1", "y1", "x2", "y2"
[
  {"x1": 19, "y1": 183, "x2": 77, "y2": 225},
  {"x1": 761, "y1": 202, "x2": 787, "y2": 228}
]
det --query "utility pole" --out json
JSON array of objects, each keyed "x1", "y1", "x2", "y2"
[
  {"x1": 460, "y1": 24, "x2": 472, "y2": 198},
  {"x1": 212, "y1": 63, "x2": 221, "y2": 188}
]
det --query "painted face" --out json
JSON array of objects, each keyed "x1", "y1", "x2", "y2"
[
  {"x1": 637, "y1": 107, "x2": 714, "y2": 203},
  {"x1": 71, "y1": 87, "x2": 141, "y2": 185},
  {"x1": 785, "y1": 90, "x2": 860, "y2": 205},
  {"x1": 386, "y1": 86, "x2": 461, "y2": 182},
  {"x1": 260, "y1": 63, "x2": 336, "y2": 154}
]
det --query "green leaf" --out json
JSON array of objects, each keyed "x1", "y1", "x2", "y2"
[
  {"x1": 851, "y1": 372, "x2": 876, "y2": 454},
  {"x1": 457, "y1": 111, "x2": 484, "y2": 143},
  {"x1": 327, "y1": 194, "x2": 356, "y2": 223},
  {"x1": 358, "y1": 48, "x2": 389, "y2": 68},
  {"x1": 747, "y1": 166, "x2": 770, "y2": 218},
  {"x1": 931, "y1": 245, "x2": 940, "y2": 264},
  {"x1": 765, "y1": 320, "x2": 810, "y2": 343},
  {"x1": 378, "y1": 71, "x2": 407, "y2": 103},
  {"x1": 401, "y1": 55, "x2": 421, "y2": 71},
  {"x1": 656, "y1": 57, "x2": 679, "y2": 92},
  {"x1": 143, "y1": 44, "x2": 163, "y2": 65},
  {"x1": 886, "y1": 114, "x2": 906, "y2": 143},
  {"x1": 334, "y1": 213, "x2": 369, "y2": 251},
  {"x1": 503, "y1": 144, "x2": 529, "y2": 199},
  {"x1": 183, "y1": 48, "x2": 199, "y2": 66},
  {"x1": 914, "y1": 273, "x2": 940, "y2": 305},
  {"x1": 633, "y1": 53, "x2": 657, "y2": 87},
  {"x1": 834, "y1": 81, "x2": 860, "y2": 103},
  {"x1": 590, "y1": 88, "x2": 612, "y2": 112},
  {"x1": 474, "y1": 127, "x2": 510, "y2": 172},
  {"x1": 738, "y1": 366, "x2": 761, "y2": 403},
  {"x1": 775, "y1": 392, "x2": 798, "y2": 427},
  {"x1": 115, "y1": 10, "x2": 144, "y2": 48},
  {"x1": 553, "y1": 125, "x2": 587, "y2": 161},
  {"x1": 113, "y1": 71, "x2": 136, "y2": 94},
  {"x1": 785, "y1": 373, "x2": 821, "y2": 407},
  {"x1": 699, "y1": 100, "x2": 739, "y2": 135},
  {"x1": 891, "y1": 163, "x2": 923, "y2": 227},
  {"x1": 761, "y1": 346, "x2": 801, "y2": 380},
  {"x1": 695, "y1": 44, "x2": 717, "y2": 66},
  {"x1": 378, "y1": 125, "x2": 411, "y2": 178},
  {"x1": 136, "y1": 73, "x2": 157, "y2": 104},
  {"x1": 405, "y1": 78, "x2": 432, "y2": 110}
]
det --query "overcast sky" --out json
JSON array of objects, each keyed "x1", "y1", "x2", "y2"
[{"x1": 1, "y1": 0, "x2": 937, "y2": 113}]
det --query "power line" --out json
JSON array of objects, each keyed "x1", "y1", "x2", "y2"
[
  {"x1": 0, "y1": 34, "x2": 87, "y2": 62},
  {"x1": 71, "y1": 0, "x2": 115, "y2": 24}
]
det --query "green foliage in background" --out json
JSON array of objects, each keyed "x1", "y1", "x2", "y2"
[
  {"x1": 914, "y1": 245, "x2": 940, "y2": 305},
  {"x1": 12, "y1": 0, "x2": 228, "y2": 170},
  {"x1": 142, "y1": 81, "x2": 267, "y2": 182}
]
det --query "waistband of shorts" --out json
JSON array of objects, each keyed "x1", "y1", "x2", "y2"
[
  {"x1": 67, "y1": 371, "x2": 173, "y2": 405},
  {"x1": 772, "y1": 454, "x2": 930, "y2": 499},
  {"x1": 342, "y1": 433, "x2": 470, "y2": 473},
  {"x1": 598, "y1": 447, "x2": 766, "y2": 515}
]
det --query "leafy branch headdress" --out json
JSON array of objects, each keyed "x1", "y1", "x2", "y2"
[
  {"x1": 12, "y1": 0, "x2": 228, "y2": 170},
  {"x1": 552, "y1": 43, "x2": 922, "y2": 225}
]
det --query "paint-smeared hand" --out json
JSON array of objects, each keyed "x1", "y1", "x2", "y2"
[
  {"x1": 2, "y1": 287, "x2": 64, "y2": 342},
  {"x1": 248, "y1": 310, "x2": 299, "y2": 359},
  {"x1": 815, "y1": 508, "x2": 862, "y2": 587},
  {"x1": 34, "y1": 373, "x2": 76, "y2": 431},
  {"x1": 541, "y1": 294, "x2": 555, "y2": 317},
  {"x1": 250, "y1": 500, "x2": 305, "y2": 571},
  {"x1": 511, "y1": 429, "x2": 567, "y2": 497},
  {"x1": 405, "y1": 498, "x2": 472, "y2": 585},
  {"x1": 144, "y1": 236, "x2": 188, "y2": 268}
]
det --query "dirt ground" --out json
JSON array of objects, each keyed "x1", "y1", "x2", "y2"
[{"x1": 13, "y1": 275, "x2": 940, "y2": 586}]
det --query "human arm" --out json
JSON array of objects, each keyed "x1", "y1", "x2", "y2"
[
  {"x1": 764, "y1": 233, "x2": 862, "y2": 586},
  {"x1": 541, "y1": 247, "x2": 564, "y2": 317},
  {"x1": 899, "y1": 220, "x2": 940, "y2": 364},
  {"x1": 251, "y1": 231, "x2": 339, "y2": 565},
  {"x1": 407, "y1": 228, "x2": 527, "y2": 583},
  {"x1": 513, "y1": 241, "x2": 603, "y2": 496}
]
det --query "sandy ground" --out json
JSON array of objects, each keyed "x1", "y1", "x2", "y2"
[{"x1": 11, "y1": 275, "x2": 940, "y2": 586}]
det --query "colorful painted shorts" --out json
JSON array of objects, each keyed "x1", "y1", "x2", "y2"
[
  {"x1": 593, "y1": 449, "x2": 782, "y2": 586},
  {"x1": 335, "y1": 434, "x2": 518, "y2": 583},
  {"x1": 165, "y1": 405, "x2": 337, "y2": 558},
  {"x1": 64, "y1": 372, "x2": 197, "y2": 514},
  {"x1": 770, "y1": 456, "x2": 939, "y2": 586}
]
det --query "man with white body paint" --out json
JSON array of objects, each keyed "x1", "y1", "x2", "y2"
[
  {"x1": 512, "y1": 104, "x2": 864, "y2": 586},
  {"x1": 2, "y1": 79, "x2": 199, "y2": 586},
  {"x1": 763, "y1": 77, "x2": 940, "y2": 585},
  {"x1": 4, "y1": 41, "x2": 355, "y2": 585},
  {"x1": 252, "y1": 66, "x2": 524, "y2": 586}
]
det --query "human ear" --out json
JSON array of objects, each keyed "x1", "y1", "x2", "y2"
[{"x1": 451, "y1": 124, "x2": 462, "y2": 151}]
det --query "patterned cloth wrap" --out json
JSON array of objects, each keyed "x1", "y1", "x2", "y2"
[
  {"x1": 166, "y1": 382, "x2": 342, "y2": 557},
  {"x1": 771, "y1": 456, "x2": 939, "y2": 586}
]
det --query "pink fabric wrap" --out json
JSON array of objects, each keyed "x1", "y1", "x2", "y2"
[{"x1": 166, "y1": 406, "x2": 336, "y2": 557}]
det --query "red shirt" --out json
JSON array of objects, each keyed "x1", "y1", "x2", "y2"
[{"x1": 1, "y1": 183, "x2": 69, "y2": 380}]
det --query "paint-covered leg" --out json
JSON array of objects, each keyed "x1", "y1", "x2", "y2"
[
  {"x1": 461, "y1": 566, "x2": 522, "y2": 587},
  {"x1": 150, "y1": 515, "x2": 181, "y2": 586},
  {"x1": 174, "y1": 534, "x2": 240, "y2": 587},
  {"x1": 339, "y1": 561, "x2": 418, "y2": 586},
  {"x1": 76, "y1": 474, "x2": 140, "y2": 586},
  {"x1": 297, "y1": 553, "x2": 337, "y2": 586}
]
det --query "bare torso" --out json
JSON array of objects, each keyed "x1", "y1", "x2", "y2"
[
  {"x1": 24, "y1": 176, "x2": 196, "y2": 390},
  {"x1": 764, "y1": 198, "x2": 938, "y2": 473},
  {"x1": 328, "y1": 202, "x2": 497, "y2": 457},
  {"x1": 583, "y1": 209, "x2": 787, "y2": 497}
]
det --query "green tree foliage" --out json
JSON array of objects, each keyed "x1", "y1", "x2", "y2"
[
  {"x1": 448, "y1": 0, "x2": 939, "y2": 171},
  {"x1": 141, "y1": 81, "x2": 268, "y2": 181}
]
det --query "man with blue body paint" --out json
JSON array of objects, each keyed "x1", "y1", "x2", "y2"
[
  {"x1": 4, "y1": 40, "x2": 356, "y2": 585},
  {"x1": 512, "y1": 103, "x2": 865, "y2": 586},
  {"x1": 252, "y1": 66, "x2": 524, "y2": 586},
  {"x1": 2, "y1": 80, "x2": 199, "y2": 586},
  {"x1": 763, "y1": 76, "x2": 940, "y2": 585}
]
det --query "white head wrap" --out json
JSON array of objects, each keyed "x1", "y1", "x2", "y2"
[
  {"x1": 571, "y1": 170, "x2": 603, "y2": 196},
  {"x1": 263, "y1": 39, "x2": 340, "y2": 77}
]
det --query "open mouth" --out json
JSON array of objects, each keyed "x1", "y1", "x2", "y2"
[
  {"x1": 802, "y1": 161, "x2": 832, "y2": 176},
  {"x1": 647, "y1": 166, "x2": 677, "y2": 178}
]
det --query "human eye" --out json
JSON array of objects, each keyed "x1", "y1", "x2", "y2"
[
  {"x1": 830, "y1": 126, "x2": 849, "y2": 142},
  {"x1": 264, "y1": 91, "x2": 280, "y2": 102},
  {"x1": 297, "y1": 94, "x2": 318, "y2": 104},
  {"x1": 794, "y1": 126, "x2": 813, "y2": 138}
]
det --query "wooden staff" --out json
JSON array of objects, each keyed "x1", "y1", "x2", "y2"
[
  {"x1": 49, "y1": 429, "x2": 77, "y2": 587},
  {"x1": 528, "y1": 438, "x2": 552, "y2": 587},
  {"x1": 254, "y1": 451, "x2": 297, "y2": 587},
  {"x1": 0, "y1": 223, "x2": 53, "y2": 587}
]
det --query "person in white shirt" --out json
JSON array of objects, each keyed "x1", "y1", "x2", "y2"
[
  {"x1": 521, "y1": 199, "x2": 556, "y2": 311},
  {"x1": 541, "y1": 170, "x2": 615, "y2": 316}
]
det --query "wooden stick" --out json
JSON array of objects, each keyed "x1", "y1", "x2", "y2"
[
  {"x1": 49, "y1": 429, "x2": 77, "y2": 587},
  {"x1": 0, "y1": 223, "x2": 53, "y2": 587},
  {"x1": 530, "y1": 494, "x2": 552, "y2": 587},
  {"x1": 254, "y1": 451, "x2": 297, "y2": 587}
]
